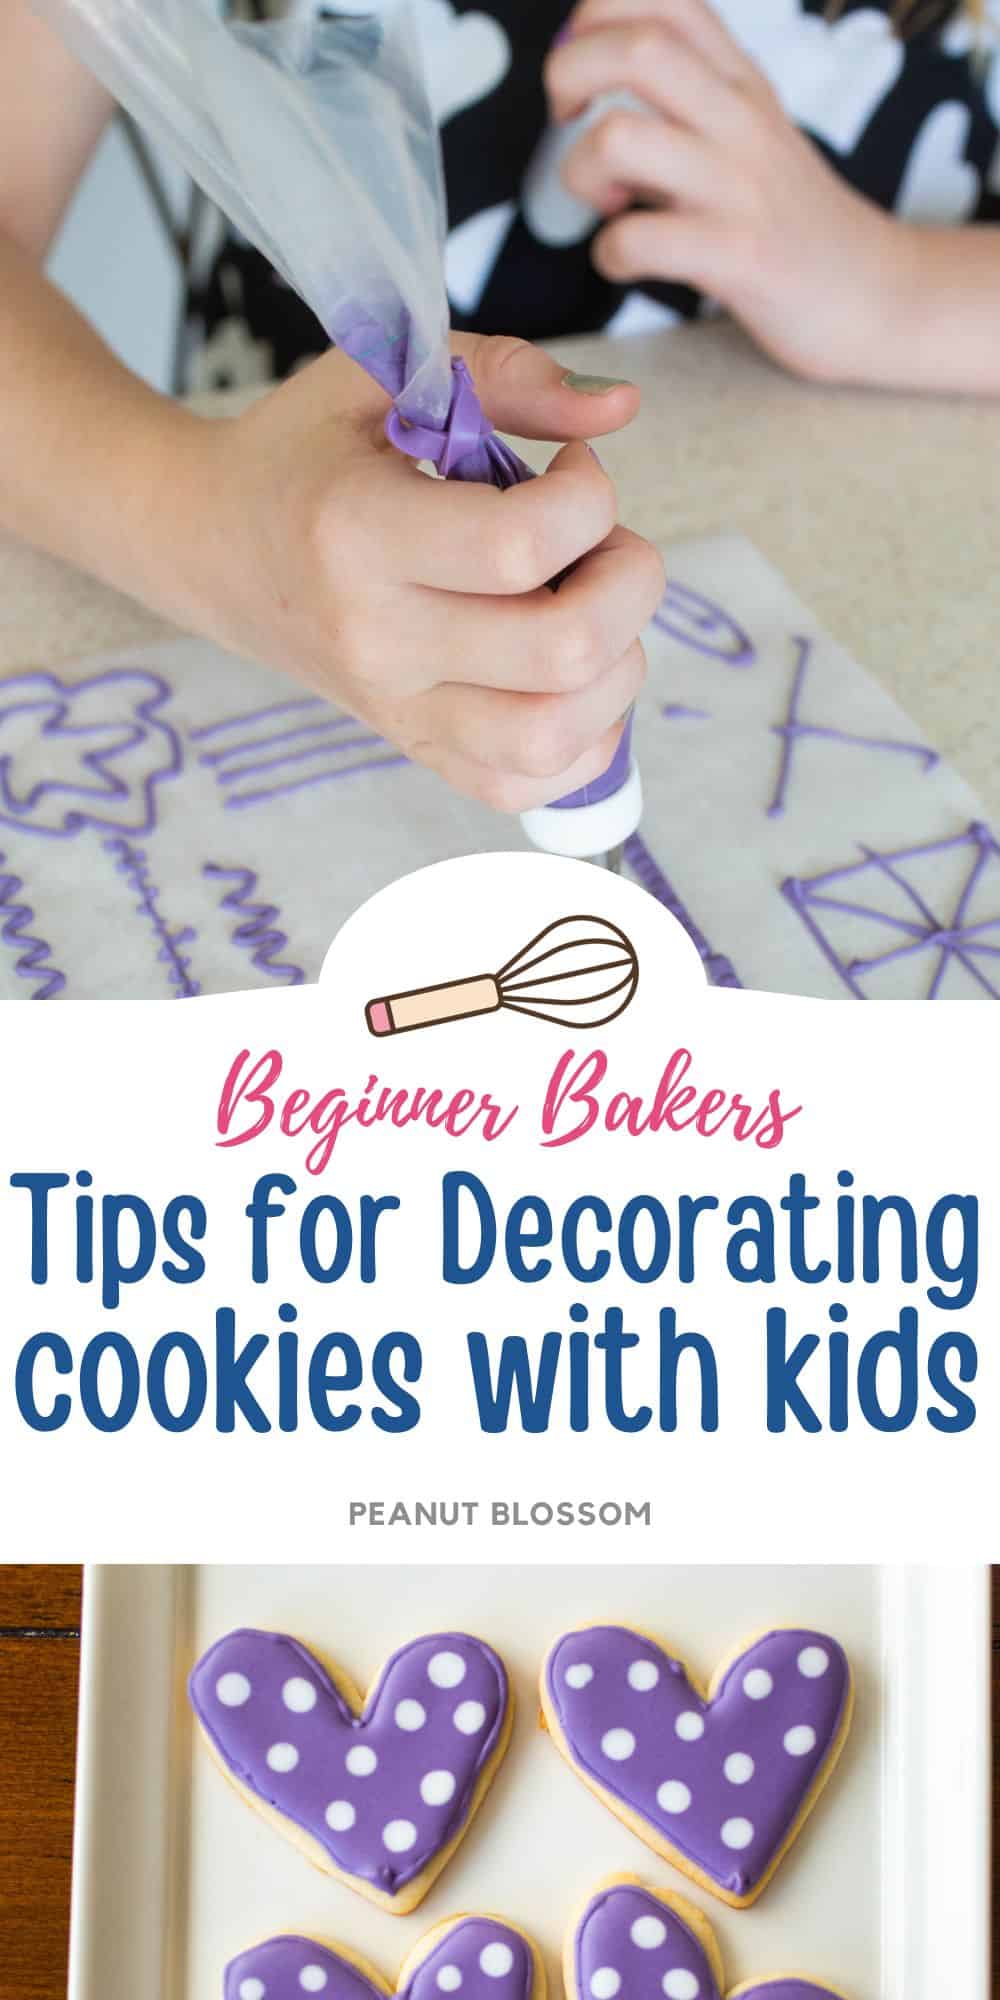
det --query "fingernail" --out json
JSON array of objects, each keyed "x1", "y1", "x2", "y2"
[{"x1": 562, "y1": 370, "x2": 632, "y2": 395}]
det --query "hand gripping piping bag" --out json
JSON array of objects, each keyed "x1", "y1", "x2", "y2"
[{"x1": 35, "y1": 0, "x2": 642, "y2": 866}]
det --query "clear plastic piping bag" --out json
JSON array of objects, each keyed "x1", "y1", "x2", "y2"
[{"x1": 36, "y1": 0, "x2": 639, "y2": 844}]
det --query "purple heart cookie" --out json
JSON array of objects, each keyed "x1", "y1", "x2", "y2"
[
  {"x1": 542, "y1": 1626, "x2": 853, "y2": 1907},
  {"x1": 569, "y1": 1879, "x2": 847, "y2": 2000},
  {"x1": 225, "y1": 1918, "x2": 542, "y2": 2000},
  {"x1": 190, "y1": 1629, "x2": 511, "y2": 1912}
]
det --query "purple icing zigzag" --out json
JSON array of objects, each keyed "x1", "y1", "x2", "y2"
[
  {"x1": 189, "y1": 1629, "x2": 510, "y2": 1903},
  {"x1": 226, "y1": 1920, "x2": 535, "y2": 2000},
  {"x1": 572, "y1": 1882, "x2": 844, "y2": 2000},
  {"x1": 544, "y1": 1626, "x2": 851, "y2": 1905}
]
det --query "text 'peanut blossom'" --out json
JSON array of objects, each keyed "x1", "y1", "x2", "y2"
[
  {"x1": 543, "y1": 1625, "x2": 852, "y2": 1904},
  {"x1": 570, "y1": 1881, "x2": 845, "y2": 2000},
  {"x1": 189, "y1": 1628, "x2": 510, "y2": 1906}
]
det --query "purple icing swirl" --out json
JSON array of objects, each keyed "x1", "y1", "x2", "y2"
[
  {"x1": 190, "y1": 1629, "x2": 509, "y2": 1897},
  {"x1": 545, "y1": 1626, "x2": 851, "y2": 1900},
  {"x1": 573, "y1": 1882, "x2": 843, "y2": 2000},
  {"x1": 225, "y1": 1919, "x2": 534, "y2": 2000}
]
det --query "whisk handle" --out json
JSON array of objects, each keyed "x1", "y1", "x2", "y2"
[{"x1": 366, "y1": 973, "x2": 501, "y2": 1036}]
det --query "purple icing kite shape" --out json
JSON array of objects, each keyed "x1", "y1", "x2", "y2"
[
  {"x1": 189, "y1": 1629, "x2": 512, "y2": 1911},
  {"x1": 0, "y1": 669, "x2": 181, "y2": 837},
  {"x1": 570, "y1": 1880, "x2": 847, "y2": 2000},
  {"x1": 225, "y1": 1917, "x2": 540, "y2": 2000},
  {"x1": 542, "y1": 1626, "x2": 853, "y2": 1907}
]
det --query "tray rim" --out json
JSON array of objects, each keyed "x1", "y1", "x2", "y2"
[{"x1": 67, "y1": 1563, "x2": 992, "y2": 2000}]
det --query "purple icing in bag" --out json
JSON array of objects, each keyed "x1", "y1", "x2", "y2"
[
  {"x1": 572, "y1": 1882, "x2": 846, "y2": 2000},
  {"x1": 544, "y1": 1626, "x2": 852, "y2": 1904},
  {"x1": 190, "y1": 1628, "x2": 509, "y2": 1901}
]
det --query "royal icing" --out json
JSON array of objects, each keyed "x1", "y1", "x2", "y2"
[
  {"x1": 544, "y1": 1627, "x2": 850, "y2": 1901},
  {"x1": 572, "y1": 1882, "x2": 843, "y2": 2000},
  {"x1": 190, "y1": 1629, "x2": 509, "y2": 1898},
  {"x1": 225, "y1": 1920, "x2": 535, "y2": 2000}
]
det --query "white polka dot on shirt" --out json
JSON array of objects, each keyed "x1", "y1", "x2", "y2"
[
  {"x1": 721, "y1": 1816, "x2": 755, "y2": 1850},
  {"x1": 454, "y1": 1699, "x2": 487, "y2": 1734},
  {"x1": 631, "y1": 1916, "x2": 666, "y2": 1949},
  {"x1": 600, "y1": 1727, "x2": 635, "y2": 1761},
  {"x1": 784, "y1": 1725, "x2": 818, "y2": 1757},
  {"x1": 724, "y1": 1753, "x2": 755, "y2": 1785},
  {"x1": 346, "y1": 1744, "x2": 377, "y2": 1776},
  {"x1": 565, "y1": 1662, "x2": 594, "y2": 1689},
  {"x1": 299, "y1": 1969, "x2": 328, "y2": 1992},
  {"x1": 382, "y1": 1818, "x2": 417, "y2": 1852},
  {"x1": 394, "y1": 1698, "x2": 426, "y2": 1731},
  {"x1": 216, "y1": 1672, "x2": 251, "y2": 1707},
  {"x1": 628, "y1": 1659, "x2": 660, "y2": 1691},
  {"x1": 420, "y1": 1769, "x2": 457, "y2": 1806},
  {"x1": 798, "y1": 1646, "x2": 830, "y2": 1679},
  {"x1": 743, "y1": 1669, "x2": 773, "y2": 1701},
  {"x1": 479, "y1": 1943, "x2": 514, "y2": 1977},
  {"x1": 590, "y1": 1970, "x2": 621, "y2": 1998},
  {"x1": 428, "y1": 1651, "x2": 467, "y2": 1688},
  {"x1": 674, "y1": 1711, "x2": 705, "y2": 1741},
  {"x1": 436, "y1": 1970, "x2": 462, "y2": 1992},
  {"x1": 239, "y1": 1981, "x2": 265, "y2": 2000},
  {"x1": 266, "y1": 1742, "x2": 298, "y2": 1773},
  {"x1": 282, "y1": 1677, "x2": 317, "y2": 1714}
]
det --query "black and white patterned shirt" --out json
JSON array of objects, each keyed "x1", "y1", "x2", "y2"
[{"x1": 185, "y1": 0, "x2": 1000, "y2": 387}]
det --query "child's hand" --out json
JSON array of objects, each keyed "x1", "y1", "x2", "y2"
[
  {"x1": 547, "y1": 0, "x2": 900, "y2": 384},
  {"x1": 174, "y1": 335, "x2": 662, "y2": 812}
]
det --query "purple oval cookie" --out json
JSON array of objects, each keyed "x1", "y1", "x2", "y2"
[
  {"x1": 191, "y1": 1629, "x2": 510, "y2": 1907},
  {"x1": 571, "y1": 1881, "x2": 845, "y2": 2000},
  {"x1": 226, "y1": 1919, "x2": 537, "y2": 2000},
  {"x1": 543, "y1": 1626, "x2": 852, "y2": 1905}
]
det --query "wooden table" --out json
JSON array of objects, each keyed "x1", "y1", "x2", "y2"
[{"x1": 0, "y1": 1566, "x2": 995, "y2": 1997}]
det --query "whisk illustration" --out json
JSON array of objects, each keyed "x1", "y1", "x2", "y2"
[{"x1": 365, "y1": 913, "x2": 638, "y2": 1037}]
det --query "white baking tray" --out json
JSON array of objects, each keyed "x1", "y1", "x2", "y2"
[{"x1": 67, "y1": 1566, "x2": 990, "y2": 2000}]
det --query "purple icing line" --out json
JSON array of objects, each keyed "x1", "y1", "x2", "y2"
[
  {"x1": 661, "y1": 703, "x2": 711, "y2": 722},
  {"x1": 225, "y1": 1919, "x2": 534, "y2": 2000},
  {"x1": 189, "y1": 697, "x2": 326, "y2": 743},
  {"x1": 0, "y1": 668, "x2": 181, "y2": 839},
  {"x1": 104, "y1": 836, "x2": 201, "y2": 998},
  {"x1": 0, "y1": 852, "x2": 66, "y2": 998},
  {"x1": 197, "y1": 717, "x2": 357, "y2": 768},
  {"x1": 190, "y1": 1629, "x2": 509, "y2": 1897},
  {"x1": 767, "y1": 636, "x2": 939, "y2": 819},
  {"x1": 216, "y1": 734, "x2": 386, "y2": 785},
  {"x1": 783, "y1": 820, "x2": 1000, "y2": 1000},
  {"x1": 624, "y1": 832, "x2": 742, "y2": 988},
  {"x1": 224, "y1": 751, "x2": 407, "y2": 810},
  {"x1": 653, "y1": 583, "x2": 755, "y2": 665},
  {"x1": 573, "y1": 1882, "x2": 843, "y2": 2000},
  {"x1": 546, "y1": 1625, "x2": 850, "y2": 1900},
  {"x1": 203, "y1": 863, "x2": 306, "y2": 984}
]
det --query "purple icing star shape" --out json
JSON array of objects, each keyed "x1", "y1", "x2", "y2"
[
  {"x1": 0, "y1": 669, "x2": 181, "y2": 838},
  {"x1": 225, "y1": 1920, "x2": 534, "y2": 2000},
  {"x1": 572, "y1": 1882, "x2": 843, "y2": 2000},
  {"x1": 189, "y1": 1629, "x2": 509, "y2": 1898},
  {"x1": 544, "y1": 1627, "x2": 851, "y2": 1902}
]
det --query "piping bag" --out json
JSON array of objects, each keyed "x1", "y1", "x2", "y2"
[{"x1": 35, "y1": 0, "x2": 642, "y2": 868}]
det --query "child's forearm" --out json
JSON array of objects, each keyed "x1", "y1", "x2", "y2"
[
  {"x1": 849, "y1": 223, "x2": 1000, "y2": 397},
  {"x1": 0, "y1": 231, "x2": 210, "y2": 619}
]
